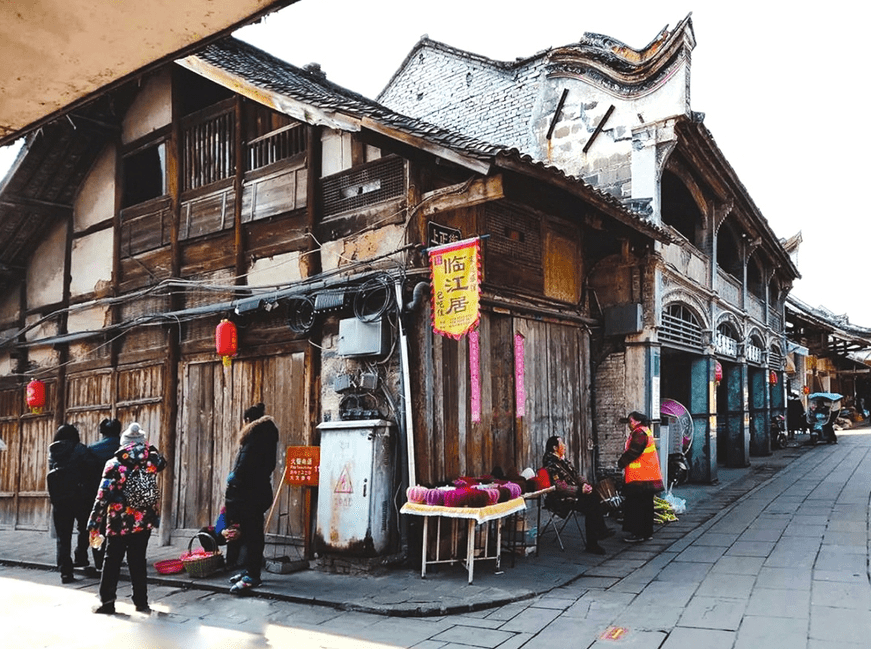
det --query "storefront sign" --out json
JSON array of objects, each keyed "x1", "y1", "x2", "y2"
[
  {"x1": 514, "y1": 333, "x2": 526, "y2": 418},
  {"x1": 427, "y1": 222, "x2": 462, "y2": 248},
  {"x1": 469, "y1": 329, "x2": 481, "y2": 423},
  {"x1": 284, "y1": 446, "x2": 320, "y2": 486},
  {"x1": 428, "y1": 237, "x2": 481, "y2": 339}
]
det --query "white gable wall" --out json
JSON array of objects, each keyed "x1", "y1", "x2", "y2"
[
  {"x1": 26, "y1": 220, "x2": 66, "y2": 309},
  {"x1": 122, "y1": 69, "x2": 172, "y2": 144},
  {"x1": 74, "y1": 143, "x2": 116, "y2": 231}
]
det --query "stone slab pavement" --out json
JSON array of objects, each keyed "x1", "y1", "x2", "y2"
[{"x1": 2, "y1": 427, "x2": 869, "y2": 648}]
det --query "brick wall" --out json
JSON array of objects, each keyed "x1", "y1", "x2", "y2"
[
  {"x1": 379, "y1": 44, "x2": 540, "y2": 154},
  {"x1": 594, "y1": 351, "x2": 629, "y2": 478}
]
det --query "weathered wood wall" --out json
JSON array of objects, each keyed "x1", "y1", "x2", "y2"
[
  {"x1": 175, "y1": 350, "x2": 308, "y2": 540},
  {"x1": 411, "y1": 307, "x2": 592, "y2": 486}
]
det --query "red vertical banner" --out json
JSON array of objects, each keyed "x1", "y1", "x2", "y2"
[
  {"x1": 514, "y1": 332, "x2": 526, "y2": 418},
  {"x1": 428, "y1": 237, "x2": 481, "y2": 339},
  {"x1": 469, "y1": 329, "x2": 481, "y2": 423}
]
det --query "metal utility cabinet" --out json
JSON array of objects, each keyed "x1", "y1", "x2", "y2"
[{"x1": 315, "y1": 419, "x2": 395, "y2": 556}]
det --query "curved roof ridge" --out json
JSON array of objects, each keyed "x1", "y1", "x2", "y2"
[{"x1": 546, "y1": 13, "x2": 695, "y2": 92}]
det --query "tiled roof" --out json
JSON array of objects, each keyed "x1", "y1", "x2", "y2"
[
  {"x1": 189, "y1": 38, "x2": 671, "y2": 242},
  {"x1": 192, "y1": 38, "x2": 507, "y2": 163}
]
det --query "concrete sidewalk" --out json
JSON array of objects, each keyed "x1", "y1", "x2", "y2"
[{"x1": 1, "y1": 429, "x2": 867, "y2": 629}]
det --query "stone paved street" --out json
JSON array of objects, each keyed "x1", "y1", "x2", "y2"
[{"x1": 2, "y1": 427, "x2": 870, "y2": 648}]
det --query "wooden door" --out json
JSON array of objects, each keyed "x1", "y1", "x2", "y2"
[
  {"x1": 176, "y1": 351, "x2": 308, "y2": 539},
  {"x1": 412, "y1": 309, "x2": 591, "y2": 485},
  {"x1": 0, "y1": 389, "x2": 21, "y2": 525},
  {"x1": 515, "y1": 317, "x2": 592, "y2": 479},
  {"x1": 16, "y1": 415, "x2": 54, "y2": 530}
]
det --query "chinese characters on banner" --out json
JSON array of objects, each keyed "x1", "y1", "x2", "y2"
[
  {"x1": 514, "y1": 333, "x2": 526, "y2": 418},
  {"x1": 469, "y1": 329, "x2": 481, "y2": 423},
  {"x1": 284, "y1": 446, "x2": 321, "y2": 487},
  {"x1": 428, "y1": 237, "x2": 481, "y2": 339}
]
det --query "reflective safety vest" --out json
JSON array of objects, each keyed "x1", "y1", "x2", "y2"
[{"x1": 624, "y1": 426, "x2": 663, "y2": 484}]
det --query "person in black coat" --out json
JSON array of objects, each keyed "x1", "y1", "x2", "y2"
[
  {"x1": 542, "y1": 436, "x2": 611, "y2": 555},
  {"x1": 85, "y1": 418, "x2": 122, "y2": 572},
  {"x1": 47, "y1": 423, "x2": 91, "y2": 583},
  {"x1": 225, "y1": 403, "x2": 278, "y2": 593}
]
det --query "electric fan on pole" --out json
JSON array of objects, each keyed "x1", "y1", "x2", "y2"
[{"x1": 660, "y1": 398, "x2": 693, "y2": 487}]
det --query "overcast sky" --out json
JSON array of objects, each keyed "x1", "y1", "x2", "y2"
[{"x1": 236, "y1": 0, "x2": 871, "y2": 328}]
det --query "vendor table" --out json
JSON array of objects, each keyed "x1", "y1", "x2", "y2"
[
  {"x1": 519, "y1": 486, "x2": 555, "y2": 560},
  {"x1": 400, "y1": 497, "x2": 526, "y2": 584}
]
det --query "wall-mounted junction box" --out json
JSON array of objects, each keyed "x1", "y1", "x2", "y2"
[{"x1": 337, "y1": 317, "x2": 389, "y2": 358}]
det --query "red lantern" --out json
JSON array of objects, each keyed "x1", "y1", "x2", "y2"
[
  {"x1": 216, "y1": 319, "x2": 238, "y2": 367},
  {"x1": 802, "y1": 385, "x2": 810, "y2": 395},
  {"x1": 26, "y1": 379, "x2": 45, "y2": 414},
  {"x1": 769, "y1": 371, "x2": 778, "y2": 385},
  {"x1": 715, "y1": 361, "x2": 723, "y2": 383}
]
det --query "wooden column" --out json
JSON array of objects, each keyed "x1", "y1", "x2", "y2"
[
  {"x1": 158, "y1": 69, "x2": 183, "y2": 546},
  {"x1": 233, "y1": 96, "x2": 245, "y2": 285}
]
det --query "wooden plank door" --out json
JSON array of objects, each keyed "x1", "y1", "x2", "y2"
[{"x1": 176, "y1": 352, "x2": 308, "y2": 540}]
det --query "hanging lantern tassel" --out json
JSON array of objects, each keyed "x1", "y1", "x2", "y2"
[
  {"x1": 216, "y1": 319, "x2": 238, "y2": 367},
  {"x1": 26, "y1": 379, "x2": 46, "y2": 414}
]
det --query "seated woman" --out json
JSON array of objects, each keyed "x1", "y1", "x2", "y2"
[{"x1": 542, "y1": 436, "x2": 611, "y2": 555}]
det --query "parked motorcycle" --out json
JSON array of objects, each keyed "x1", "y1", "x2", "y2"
[
  {"x1": 770, "y1": 414, "x2": 787, "y2": 450},
  {"x1": 806, "y1": 392, "x2": 842, "y2": 445}
]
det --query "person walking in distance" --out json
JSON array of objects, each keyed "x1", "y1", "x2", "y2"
[
  {"x1": 47, "y1": 424, "x2": 91, "y2": 584},
  {"x1": 225, "y1": 403, "x2": 279, "y2": 594},
  {"x1": 618, "y1": 412, "x2": 664, "y2": 543},
  {"x1": 88, "y1": 422, "x2": 166, "y2": 614},
  {"x1": 84, "y1": 418, "x2": 122, "y2": 573}
]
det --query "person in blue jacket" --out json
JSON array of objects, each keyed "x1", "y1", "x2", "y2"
[{"x1": 85, "y1": 418, "x2": 122, "y2": 572}]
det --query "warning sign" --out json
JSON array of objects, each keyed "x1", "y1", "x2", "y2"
[
  {"x1": 284, "y1": 446, "x2": 320, "y2": 487},
  {"x1": 334, "y1": 466, "x2": 353, "y2": 494}
]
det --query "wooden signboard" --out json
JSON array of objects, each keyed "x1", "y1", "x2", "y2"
[{"x1": 284, "y1": 446, "x2": 320, "y2": 487}]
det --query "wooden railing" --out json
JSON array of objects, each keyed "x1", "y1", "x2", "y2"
[
  {"x1": 246, "y1": 123, "x2": 307, "y2": 172},
  {"x1": 182, "y1": 107, "x2": 235, "y2": 192}
]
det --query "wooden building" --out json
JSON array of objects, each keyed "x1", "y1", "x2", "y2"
[
  {"x1": 0, "y1": 38, "x2": 667, "y2": 556},
  {"x1": 379, "y1": 15, "x2": 801, "y2": 483}
]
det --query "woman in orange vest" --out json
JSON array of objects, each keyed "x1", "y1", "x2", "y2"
[{"x1": 618, "y1": 411, "x2": 664, "y2": 543}]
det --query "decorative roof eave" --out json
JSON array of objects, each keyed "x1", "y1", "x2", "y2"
[
  {"x1": 786, "y1": 295, "x2": 871, "y2": 352},
  {"x1": 673, "y1": 116, "x2": 799, "y2": 279},
  {"x1": 546, "y1": 14, "x2": 696, "y2": 97}
]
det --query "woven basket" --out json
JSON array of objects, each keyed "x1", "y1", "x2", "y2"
[{"x1": 181, "y1": 532, "x2": 224, "y2": 578}]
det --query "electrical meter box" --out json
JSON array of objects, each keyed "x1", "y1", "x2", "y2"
[
  {"x1": 337, "y1": 317, "x2": 388, "y2": 357},
  {"x1": 315, "y1": 419, "x2": 395, "y2": 556}
]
